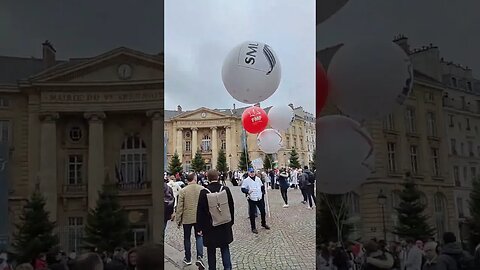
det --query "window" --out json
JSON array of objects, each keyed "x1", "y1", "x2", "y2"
[
  {"x1": 460, "y1": 142, "x2": 465, "y2": 156},
  {"x1": 461, "y1": 96, "x2": 466, "y2": 109},
  {"x1": 201, "y1": 134, "x2": 211, "y2": 152},
  {"x1": 454, "y1": 166, "x2": 460, "y2": 186},
  {"x1": 67, "y1": 155, "x2": 83, "y2": 185},
  {"x1": 387, "y1": 143, "x2": 397, "y2": 172},
  {"x1": 426, "y1": 112, "x2": 437, "y2": 136},
  {"x1": 434, "y1": 193, "x2": 448, "y2": 239},
  {"x1": 464, "y1": 167, "x2": 468, "y2": 182},
  {"x1": 185, "y1": 141, "x2": 191, "y2": 152},
  {"x1": 457, "y1": 197, "x2": 465, "y2": 218},
  {"x1": 0, "y1": 97, "x2": 9, "y2": 108},
  {"x1": 459, "y1": 122, "x2": 462, "y2": 131},
  {"x1": 468, "y1": 141, "x2": 474, "y2": 157},
  {"x1": 466, "y1": 118, "x2": 471, "y2": 130},
  {"x1": 431, "y1": 148, "x2": 440, "y2": 176},
  {"x1": 383, "y1": 113, "x2": 395, "y2": 131},
  {"x1": 119, "y1": 135, "x2": 147, "y2": 183},
  {"x1": 349, "y1": 193, "x2": 360, "y2": 216},
  {"x1": 410, "y1": 145, "x2": 419, "y2": 174},
  {"x1": 425, "y1": 92, "x2": 434, "y2": 102},
  {"x1": 405, "y1": 107, "x2": 416, "y2": 133},
  {"x1": 478, "y1": 146, "x2": 480, "y2": 157},
  {"x1": 452, "y1": 77, "x2": 457, "y2": 87},
  {"x1": 221, "y1": 139, "x2": 226, "y2": 150},
  {"x1": 451, "y1": 139, "x2": 457, "y2": 155},
  {"x1": 67, "y1": 217, "x2": 84, "y2": 252},
  {"x1": 467, "y1": 82, "x2": 472, "y2": 91},
  {"x1": 471, "y1": 167, "x2": 477, "y2": 183},
  {"x1": 449, "y1": 115, "x2": 454, "y2": 127},
  {"x1": 294, "y1": 138, "x2": 297, "y2": 148},
  {"x1": 0, "y1": 120, "x2": 10, "y2": 143}
]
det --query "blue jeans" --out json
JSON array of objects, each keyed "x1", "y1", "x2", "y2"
[
  {"x1": 183, "y1": 224, "x2": 204, "y2": 261},
  {"x1": 207, "y1": 245, "x2": 231, "y2": 270}
]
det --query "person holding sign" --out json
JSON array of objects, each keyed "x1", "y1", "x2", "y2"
[{"x1": 241, "y1": 168, "x2": 271, "y2": 234}]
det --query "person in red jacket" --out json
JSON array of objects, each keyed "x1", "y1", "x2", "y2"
[{"x1": 34, "y1": 253, "x2": 47, "y2": 270}]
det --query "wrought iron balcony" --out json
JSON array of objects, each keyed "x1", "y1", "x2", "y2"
[{"x1": 116, "y1": 181, "x2": 151, "y2": 192}]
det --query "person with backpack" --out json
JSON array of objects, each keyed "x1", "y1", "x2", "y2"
[
  {"x1": 363, "y1": 239, "x2": 395, "y2": 270},
  {"x1": 303, "y1": 166, "x2": 316, "y2": 209},
  {"x1": 297, "y1": 168, "x2": 308, "y2": 204},
  {"x1": 196, "y1": 170, "x2": 235, "y2": 270},
  {"x1": 175, "y1": 173, "x2": 205, "y2": 266},
  {"x1": 277, "y1": 169, "x2": 290, "y2": 208},
  {"x1": 436, "y1": 232, "x2": 474, "y2": 270},
  {"x1": 164, "y1": 180, "x2": 175, "y2": 234},
  {"x1": 241, "y1": 167, "x2": 271, "y2": 234}
]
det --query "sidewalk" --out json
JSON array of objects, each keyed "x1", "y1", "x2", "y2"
[{"x1": 164, "y1": 242, "x2": 197, "y2": 270}]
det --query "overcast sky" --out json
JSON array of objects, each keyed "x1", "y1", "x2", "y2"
[
  {"x1": 317, "y1": 0, "x2": 480, "y2": 77},
  {"x1": 164, "y1": 0, "x2": 316, "y2": 113},
  {"x1": 0, "y1": 1, "x2": 163, "y2": 59}
]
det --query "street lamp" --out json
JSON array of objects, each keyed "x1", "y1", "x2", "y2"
[
  {"x1": 228, "y1": 154, "x2": 232, "y2": 171},
  {"x1": 377, "y1": 189, "x2": 387, "y2": 241},
  {"x1": 283, "y1": 152, "x2": 287, "y2": 168}
]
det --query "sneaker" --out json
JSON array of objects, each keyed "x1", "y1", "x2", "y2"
[
  {"x1": 183, "y1": 258, "x2": 192, "y2": 265},
  {"x1": 196, "y1": 259, "x2": 206, "y2": 270},
  {"x1": 252, "y1": 229, "x2": 259, "y2": 234},
  {"x1": 262, "y1": 224, "x2": 271, "y2": 230},
  {"x1": 301, "y1": 201, "x2": 306, "y2": 204},
  {"x1": 283, "y1": 204, "x2": 289, "y2": 208},
  {"x1": 306, "y1": 206, "x2": 312, "y2": 210}
]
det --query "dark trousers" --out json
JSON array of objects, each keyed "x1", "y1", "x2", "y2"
[
  {"x1": 183, "y1": 224, "x2": 203, "y2": 261},
  {"x1": 280, "y1": 187, "x2": 288, "y2": 204},
  {"x1": 301, "y1": 188, "x2": 308, "y2": 202},
  {"x1": 248, "y1": 199, "x2": 267, "y2": 230},
  {"x1": 306, "y1": 184, "x2": 316, "y2": 207},
  {"x1": 207, "y1": 245, "x2": 232, "y2": 270}
]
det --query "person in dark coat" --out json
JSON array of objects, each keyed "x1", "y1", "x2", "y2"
[
  {"x1": 196, "y1": 170, "x2": 235, "y2": 270},
  {"x1": 277, "y1": 169, "x2": 290, "y2": 207},
  {"x1": 164, "y1": 181, "x2": 175, "y2": 235}
]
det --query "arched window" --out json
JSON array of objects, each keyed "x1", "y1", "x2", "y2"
[
  {"x1": 434, "y1": 192, "x2": 448, "y2": 239},
  {"x1": 201, "y1": 134, "x2": 211, "y2": 152},
  {"x1": 119, "y1": 135, "x2": 147, "y2": 184},
  {"x1": 349, "y1": 192, "x2": 360, "y2": 216}
]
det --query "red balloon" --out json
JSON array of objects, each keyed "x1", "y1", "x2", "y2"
[
  {"x1": 242, "y1": 106, "x2": 269, "y2": 134},
  {"x1": 316, "y1": 60, "x2": 329, "y2": 116}
]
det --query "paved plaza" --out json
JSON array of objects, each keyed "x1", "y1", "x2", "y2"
[{"x1": 164, "y1": 182, "x2": 316, "y2": 269}]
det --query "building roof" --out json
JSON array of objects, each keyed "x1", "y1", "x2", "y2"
[{"x1": 0, "y1": 55, "x2": 64, "y2": 84}]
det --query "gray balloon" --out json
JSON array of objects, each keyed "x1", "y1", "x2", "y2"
[{"x1": 317, "y1": 0, "x2": 350, "y2": 25}]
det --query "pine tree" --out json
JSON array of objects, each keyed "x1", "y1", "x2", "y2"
[
  {"x1": 263, "y1": 154, "x2": 273, "y2": 170},
  {"x1": 191, "y1": 150, "x2": 206, "y2": 172},
  {"x1": 83, "y1": 183, "x2": 130, "y2": 253},
  {"x1": 12, "y1": 191, "x2": 59, "y2": 264},
  {"x1": 393, "y1": 176, "x2": 435, "y2": 240},
  {"x1": 289, "y1": 148, "x2": 301, "y2": 169},
  {"x1": 216, "y1": 149, "x2": 229, "y2": 174},
  {"x1": 317, "y1": 194, "x2": 351, "y2": 244},
  {"x1": 467, "y1": 176, "x2": 480, "y2": 249},
  {"x1": 238, "y1": 150, "x2": 252, "y2": 171},
  {"x1": 168, "y1": 152, "x2": 183, "y2": 175}
]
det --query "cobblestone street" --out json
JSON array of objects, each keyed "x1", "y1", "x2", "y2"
[{"x1": 164, "y1": 182, "x2": 316, "y2": 269}]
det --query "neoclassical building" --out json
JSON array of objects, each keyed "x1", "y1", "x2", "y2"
[
  {"x1": 318, "y1": 36, "x2": 459, "y2": 241},
  {"x1": 0, "y1": 42, "x2": 163, "y2": 251},
  {"x1": 164, "y1": 104, "x2": 315, "y2": 172}
]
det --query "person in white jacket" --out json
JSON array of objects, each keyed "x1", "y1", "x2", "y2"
[
  {"x1": 400, "y1": 238, "x2": 423, "y2": 270},
  {"x1": 167, "y1": 175, "x2": 182, "y2": 208}
]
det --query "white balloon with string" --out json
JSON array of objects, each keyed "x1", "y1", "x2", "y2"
[
  {"x1": 257, "y1": 129, "x2": 283, "y2": 154},
  {"x1": 316, "y1": 115, "x2": 374, "y2": 194}
]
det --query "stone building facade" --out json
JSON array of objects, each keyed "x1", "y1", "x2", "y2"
[
  {"x1": 0, "y1": 42, "x2": 163, "y2": 251},
  {"x1": 164, "y1": 104, "x2": 315, "y2": 172}
]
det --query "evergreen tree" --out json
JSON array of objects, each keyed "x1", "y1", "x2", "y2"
[
  {"x1": 191, "y1": 150, "x2": 206, "y2": 172},
  {"x1": 238, "y1": 150, "x2": 252, "y2": 171},
  {"x1": 12, "y1": 191, "x2": 59, "y2": 264},
  {"x1": 467, "y1": 176, "x2": 480, "y2": 249},
  {"x1": 317, "y1": 194, "x2": 351, "y2": 244},
  {"x1": 289, "y1": 148, "x2": 301, "y2": 169},
  {"x1": 168, "y1": 152, "x2": 183, "y2": 175},
  {"x1": 393, "y1": 175, "x2": 435, "y2": 240},
  {"x1": 84, "y1": 182, "x2": 130, "y2": 253},
  {"x1": 216, "y1": 149, "x2": 229, "y2": 174},
  {"x1": 263, "y1": 154, "x2": 273, "y2": 170}
]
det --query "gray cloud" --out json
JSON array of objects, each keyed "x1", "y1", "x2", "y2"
[
  {"x1": 317, "y1": 0, "x2": 479, "y2": 77},
  {"x1": 165, "y1": 0, "x2": 316, "y2": 113}
]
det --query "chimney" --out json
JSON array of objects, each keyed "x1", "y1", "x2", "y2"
[
  {"x1": 177, "y1": 105, "x2": 182, "y2": 112},
  {"x1": 42, "y1": 40, "x2": 56, "y2": 69},
  {"x1": 393, "y1": 35, "x2": 410, "y2": 54},
  {"x1": 233, "y1": 103, "x2": 236, "y2": 110}
]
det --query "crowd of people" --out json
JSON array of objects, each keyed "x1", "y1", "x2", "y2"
[
  {"x1": 317, "y1": 232, "x2": 480, "y2": 270},
  {"x1": 0, "y1": 244, "x2": 162, "y2": 270},
  {"x1": 164, "y1": 166, "x2": 316, "y2": 270}
]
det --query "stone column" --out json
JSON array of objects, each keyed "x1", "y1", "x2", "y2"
[
  {"x1": 39, "y1": 112, "x2": 59, "y2": 222},
  {"x1": 211, "y1": 127, "x2": 218, "y2": 167},
  {"x1": 191, "y1": 128, "x2": 198, "y2": 156},
  {"x1": 225, "y1": 126, "x2": 232, "y2": 161},
  {"x1": 84, "y1": 112, "x2": 106, "y2": 210},
  {"x1": 176, "y1": 128, "x2": 183, "y2": 162},
  {"x1": 147, "y1": 111, "x2": 163, "y2": 243}
]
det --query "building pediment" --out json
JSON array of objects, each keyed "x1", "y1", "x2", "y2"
[
  {"x1": 173, "y1": 107, "x2": 232, "y2": 121},
  {"x1": 23, "y1": 47, "x2": 163, "y2": 84}
]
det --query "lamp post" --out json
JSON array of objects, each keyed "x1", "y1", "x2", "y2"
[
  {"x1": 283, "y1": 152, "x2": 287, "y2": 168},
  {"x1": 377, "y1": 189, "x2": 387, "y2": 241},
  {"x1": 228, "y1": 154, "x2": 232, "y2": 172}
]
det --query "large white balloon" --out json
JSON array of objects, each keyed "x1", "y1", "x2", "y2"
[
  {"x1": 257, "y1": 129, "x2": 283, "y2": 154},
  {"x1": 328, "y1": 40, "x2": 413, "y2": 122},
  {"x1": 268, "y1": 105, "x2": 294, "y2": 131},
  {"x1": 222, "y1": 41, "x2": 282, "y2": 104},
  {"x1": 316, "y1": 115, "x2": 374, "y2": 194}
]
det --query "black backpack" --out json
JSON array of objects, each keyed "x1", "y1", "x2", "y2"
[
  {"x1": 448, "y1": 253, "x2": 475, "y2": 270},
  {"x1": 305, "y1": 170, "x2": 315, "y2": 184}
]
